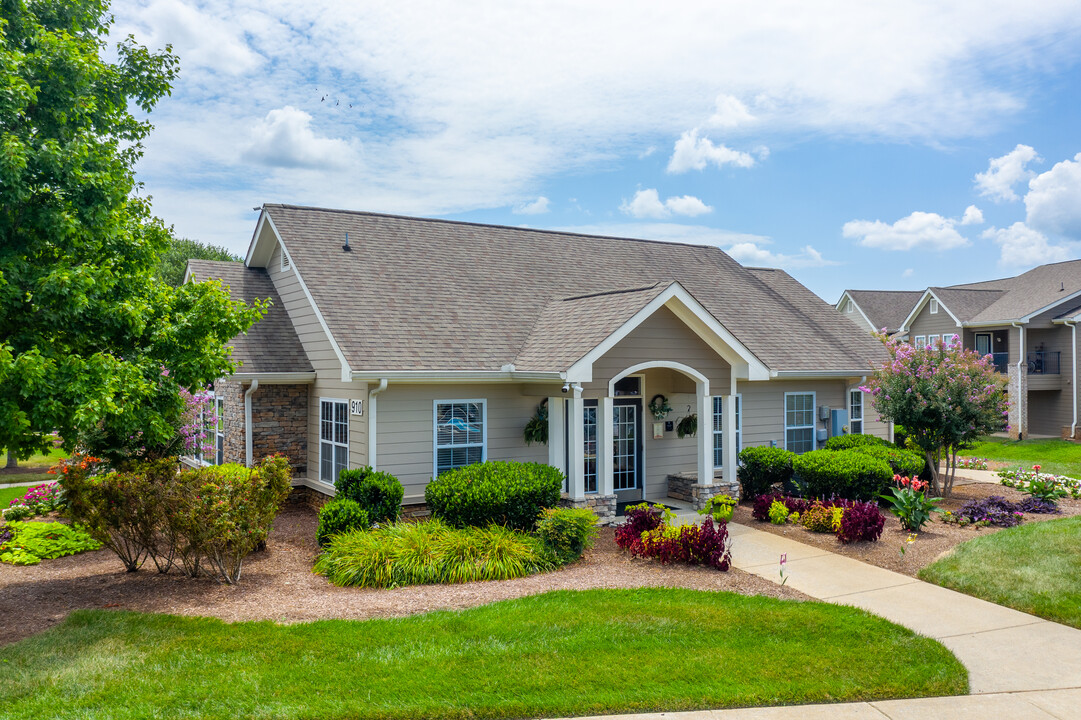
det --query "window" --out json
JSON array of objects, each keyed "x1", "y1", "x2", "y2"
[
  {"x1": 928, "y1": 334, "x2": 940, "y2": 347},
  {"x1": 583, "y1": 401, "x2": 597, "y2": 493},
  {"x1": 434, "y1": 400, "x2": 486, "y2": 476},
  {"x1": 320, "y1": 399, "x2": 348, "y2": 484},
  {"x1": 914, "y1": 335, "x2": 927, "y2": 349},
  {"x1": 846, "y1": 301, "x2": 853, "y2": 313},
  {"x1": 941, "y1": 333, "x2": 958, "y2": 348},
  {"x1": 849, "y1": 390, "x2": 863, "y2": 435},
  {"x1": 785, "y1": 392, "x2": 816, "y2": 454},
  {"x1": 712, "y1": 395, "x2": 742, "y2": 468},
  {"x1": 929, "y1": 298, "x2": 938, "y2": 314},
  {"x1": 612, "y1": 375, "x2": 642, "y2": 397},
  {"x1": 197, "y1": 394, "x2": 225, "y2": 466}
]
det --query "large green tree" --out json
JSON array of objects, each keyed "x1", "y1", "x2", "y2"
[
  {"x1": 156, "y1": 236, "x2": 240, "y2": 287},
  {"x1": 0, "y1": 0, "x2": 264, "y2": 464}
]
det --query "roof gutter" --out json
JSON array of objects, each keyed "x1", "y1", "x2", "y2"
[
  {"x1": 771, "y1": 370, "x2": 872, "y2": 379},
  {"x1": 368, "y1": 379, "x2": 388, "y2": 470},
  {"x1": 231, "y1": 372, "x2": 316, "y2": 384},
  {"x1": 1066, "y1": 320, "x2": 1078, "y2": 439},
  {"x1": 244, "y1": 379, "x2": 259, "y2": 467},
  {"x1": 351, "y1": 370, "x2": 564, "y2": 383},
  {"x1": 1013, "y1": 322, "x2": 1025, "y2": 440}
]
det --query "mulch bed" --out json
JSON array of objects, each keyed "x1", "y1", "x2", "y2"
[
  {"x1": 0, "y1": 503, "x2": 807, "y2": 647},
  {"x1": 731, "y1": 480, "x2": 1081, "y2": 577}
]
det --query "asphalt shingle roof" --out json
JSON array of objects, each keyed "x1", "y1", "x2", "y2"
[
  {"x1": 928, "y1": 287, "x2": 1005, "y2": 322},
  {"x1": 844, "y1": 290, "x2": 925, "y2": 333},
  {"x1": 186, "y1": 260, "x2": 312, "y2": 374},
  {"x1": 263, "y1": 204, "x2": 889, "y2": 373}
]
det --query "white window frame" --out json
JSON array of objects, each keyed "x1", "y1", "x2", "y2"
[
  {"x1": 433, "y1": 399, "x2": 487, "y2": 477},
  {"x1": 194, "y1": 393, "x2": 224, "y2": 466},
  {"x1": 712, "y1": 394, "x2": 742, "y2": 469},
  {"x1": 319, "y1": 398, "x2": 349, "y2": 485},
  {"x1": 849, "y1": 389, "x2": 863, "y2": 435},
  {"x1": 929, "y1": 298, "x2": 939, "y2": 314},
  {"x1": 914, "y1": 335, "x2": 927, "y2": 349},
  {"x1": 928, "y1": 334, "x2": 940, "y2": 348},
  {"x1": 784, "y1": 391, "x2": 816, "y2": 454},
  {"x1": 846, "y1": 301, "x2": 853, "y2": 314}
]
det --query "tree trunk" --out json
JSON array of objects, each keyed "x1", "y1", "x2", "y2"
[
  {"x1": 924, "y1": 449, "x2": 941, "y2": 496},
  {"x1": 5, "y1": 449, "x2": 15, "y2": 469}
]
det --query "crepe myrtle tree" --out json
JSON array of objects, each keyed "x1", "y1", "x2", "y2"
[
  {"x1": 0, "y1": 0, "x2": 265, "y2": 467},
  {"x1": 861, "y1": 334, "x2": 1008, "y2": 497}
]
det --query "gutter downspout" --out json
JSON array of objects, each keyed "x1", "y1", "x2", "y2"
[
  {"x1": 1067, "y1": 320, "x2": 1078, "y2": 439},
  {"x1": 368, "y1": 379, "x2": 389, "y2": 469},
  {"x1": 244, "y1": 379, "x2": 259, "y2": 467},
  {"x1": 1012, "y1": 322, "x2": 1025, "y2": 440}
]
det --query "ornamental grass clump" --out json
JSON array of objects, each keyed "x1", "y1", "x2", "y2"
[{"x1": 314, "y1": 519, "x2": 556, "y2": 588}]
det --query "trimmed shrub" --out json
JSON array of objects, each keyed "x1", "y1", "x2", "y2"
[
  {"x1": 425, "y1": 461, "x2": 563, "y2": 531},
  {"x1": 535, "y1": 507, "x2": 599, "y2": 564},
  {"x1": 852, "y1": 445, "x2": 925, "y2": 478},
  {"x1": 793, "y1": 449, "x2": 893, "y2": 501},
  {"x1": 314, "y1": 519, "x2": 556, "y2": 587},
  {"x1": 823, "y1": 434, "x2": 889, "y2": 451},
  {"x1": 837, "y1": 501, "x2": 885, "y2": 543},
  {"x1": 335, "y1": 467, "x2": 404, "y2": 525},
  {"x1": 317, "y1": 499, "x2": 370, "y2": 547},
  {"x1": 737, "y1": 446, "x2": 795, "y2": 499}
]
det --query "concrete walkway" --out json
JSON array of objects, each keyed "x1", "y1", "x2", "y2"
[{"x1": 579, "y1": 515, "x2": 1081, "y2": 719}]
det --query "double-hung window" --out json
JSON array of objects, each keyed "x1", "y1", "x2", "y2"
[
  {"x1": 785, "y1": 392, "x2": 816, "y2": 454},
  {"x1": 930, "y1": 298, "x2": 939, "y2": 314},
  {"x1": 928, "y1": 334, "x2": 940, "y2": 347},
  {"x1": 196, "y1": 394, "x2": 224, "y2": 465},
  {"x1": 712, "y1": 395, "x2": 741, "y2": 468},
  {"x1": 320, "y1": 399, "x2": 349, "y2": 484},
  {"x1": 434, "y1": 400, "x2": 486, "y2": 476},
  {"x1": 849, "y1": 390, "x2": 863, "y2": 435},
  {"x1": 914, "y1": 335, "x2": 927, "y2": 349}
]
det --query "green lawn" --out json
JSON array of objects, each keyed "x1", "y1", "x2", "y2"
[
  {"x1": 0, "y1": 448, "x2": 65, "y2": 485},
  {"x1": 0, "y1": 589, "x2": 966, "y2": 719},
  {"x1": 958, "y1": 436, "x2": 1081, "y2": 478},
  {"x1": 0, "y1": 484, "x2": 30, "y2": 509},
  {"x1": 920, "y1": 516, "x2": 1081, "y2": 629}
]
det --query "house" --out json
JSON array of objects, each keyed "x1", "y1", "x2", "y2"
[
  {"x1": 839, "y1": 260, "x2": 1081, "y2": 441},
  {"x1": 186, "y1": 204, "x2": 891, "y2": 520},
  {"x1": 835, "y1": 290, "x2": 925, "y2": 336}
]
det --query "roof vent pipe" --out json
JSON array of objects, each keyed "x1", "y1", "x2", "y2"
[{"x1": 343, "y1": 232, "x2": 351, "y2": 252}]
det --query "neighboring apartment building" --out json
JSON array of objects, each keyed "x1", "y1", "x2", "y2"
[
  {"x1": 187, "y1": 204, "x2": 891, "y2": 520},
  {"x1": 836, "y1": 290, "x2": 925, "y2": 336},
  {"x1": 841, "y1": 260, "x2": 1081, "y2": 441}
]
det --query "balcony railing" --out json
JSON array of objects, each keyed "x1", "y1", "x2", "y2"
[
  {"x1": 990, "y1": 353, "x2": 1009, "y2": 373},
  {"x1": 1027, "y1": 351, "x2": 1060, "y2": 375}
]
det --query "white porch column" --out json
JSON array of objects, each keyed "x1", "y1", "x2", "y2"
[
  {"x1": 696, "y1": 384, "x2": 713, "y2": 486},
  {"x1": 567, "y1": 389, "x2": 586, "y2": 500},
  {"x1": 724, "y1": 375, "x2": 738, "y2": 482},
  {"x1": 547, "y1": 397, "x2": 566, "y2": 477},
  {"x1": 599, "y1": 396, "x2": 614, "y2": 496}
]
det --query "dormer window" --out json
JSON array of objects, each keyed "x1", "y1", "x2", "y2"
[{"x1": 929, "y1": 298, "x2": 938, "y2": 314}]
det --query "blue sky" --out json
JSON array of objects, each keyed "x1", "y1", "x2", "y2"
[{"x1": 115, "y1": 1, "x2": 1081, "y2": 302}]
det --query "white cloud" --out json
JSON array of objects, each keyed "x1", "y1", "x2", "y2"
[
  {"x1": 667, "y1": 130, "x2": 757, "y2": 173},
  {"x1": 554, "y1": 222, "x2": 835, "y2": 269},
  {"x1": 708, "y1": 95, "x2": 755, "y2": 128},
  {"x1": 620, "y1": 189, "x2": 713, "y2": 218},
  {"x1": 513, "y1": 196, "x2": 550, "y2": 215},
  {"x1": 241, "y1": 106, "x2": 356, "y2": 169},
  {"x1": 983, "y1": 222, "x2": 1073, "y2": 267},
  {"x1": 1024, "y1": 152, "x2": 1081, "y2": 239},
  {"x1": 119, "y1": 0, "x2": 262, "y2": 75},
  {"x1": 843, "y1": 211, "x2": 970, "y2": 251},
  {"x1": 961, "y1": 205, "x2": 984, "y2": 225},
  {"x1": 902, "y1": 268, "x2": 915, "y2": 278},
  {"x1": 975, "y1": 144, "x2": 1041, "y2": 202}
]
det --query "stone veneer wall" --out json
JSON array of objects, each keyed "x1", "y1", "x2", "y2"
[
  {"x1": 214, "y1": 380, "x2": 309, "y2": 474},
  {"x1": 1007, "y1": 366, "x2": 1028, "y2": 440},
  {"x1": 559, "y1": 493, "x2": 618, "y2": 525},
  {"x1": 666, "y1": 471, "x2": 740, "y2": 510}
]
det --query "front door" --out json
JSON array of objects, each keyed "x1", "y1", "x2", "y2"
[
  {"x1": 612, "y1": 399, "x2": 644, "y2": 502},
  {"x1": 975, "y1": 333, "x2": 991, "y2": 356}
]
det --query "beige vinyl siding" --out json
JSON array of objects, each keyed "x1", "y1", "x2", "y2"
[
  {"x1": 908, "y1": 300, "x2": 961, "y2": 345},
  {"x1": 639, "y1": 368, "x2": 700, "y2": 501},
  {"x1": 1026, "y1": 326, "x2": 1073, "y2": 434},
  {"x1": 839, "y1": 299, "x2": 877, "y2": 333},
  {"x1": 266, "y1": 243, "x2": 369, "y2": 482},
  {"x1": 583, "y1": 306, "x2": 732, "y2": 397},
  {"x1": 375, "y1": 383, "x2": 548, "y2": 501}
]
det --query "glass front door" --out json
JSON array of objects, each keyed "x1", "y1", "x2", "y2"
[{"x1": 612, "y1": 400, "x2": 642, "y2": 495}]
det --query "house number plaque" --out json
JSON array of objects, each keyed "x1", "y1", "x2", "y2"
[{"x1": 350, "y1": 399, "x2": 364, "y2": 416}]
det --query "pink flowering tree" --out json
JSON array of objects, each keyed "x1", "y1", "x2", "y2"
[{"x1": 861, "y1": 334, "x2": 1008, "y2": 496}]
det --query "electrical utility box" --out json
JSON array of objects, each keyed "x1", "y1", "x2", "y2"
[{"x1": 831, "y1": 409, "x2": 849, "y2": 438}]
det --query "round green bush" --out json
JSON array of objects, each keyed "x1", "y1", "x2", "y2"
[
  {"x1": 335, "y1": 467, "x2": 404, "y2": 525},
  {"x1": 317, "y1": 498, "x2": 370, "y2": 547},
  {"x1": 424, "y1": 461, "x2": 563, "y2": 531},
  {"x1": 850, "y1": 444, "x2": 925, "y2": 478},
  {"x1": 792, "y1": 449, "x2": 893, "y2": 501},
  {"x1": 737, "y1": 446, "x2": 795, "y2": 499},
  {"x1": 823, "y1": 434, "x2": 890, "y2": 451}
]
